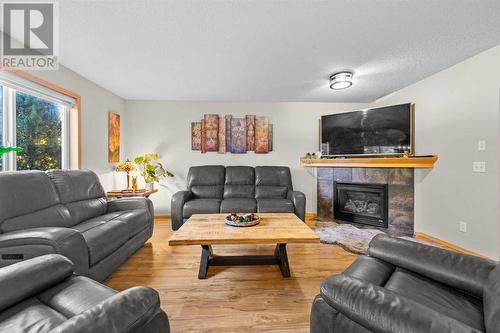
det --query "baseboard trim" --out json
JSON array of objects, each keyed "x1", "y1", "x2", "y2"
[
  {"x1": 305, "y1": 213, "x2": 317, "y2": 220},
  {"x1": 414, "y1": 232, "x2": 486, "y2": 258}
]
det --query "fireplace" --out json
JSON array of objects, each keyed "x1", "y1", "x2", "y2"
[{"x1": 334, "y1": 182, "x2": 388, "y2": 228}]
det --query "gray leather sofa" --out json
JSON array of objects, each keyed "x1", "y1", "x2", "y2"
[
  {"x1": 311, "y1": 234, "x2": 500, "y2": 333},
  {"x1": 0, "y1": 170, "x2": 154, "y2": 281},
  {"x1": 0, "y1": 254, "x2": 169, "y2": 333},
  {"x1": 171, "y1": 165, "x2": 306, "y2": 230}
]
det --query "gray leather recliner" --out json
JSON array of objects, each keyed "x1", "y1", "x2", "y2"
[
  {"x1": 0, "y1": 170, "x2": 154, "y2": 281},
  {"x1": 311, "y1": 234, "x2": 500, "y2": 333},
  {"x1": 0, "y1": 254, "x2": 169, "y2": 333},
  {"x1": 171, "y1": 165, "x2": 306, "y2": 230}
]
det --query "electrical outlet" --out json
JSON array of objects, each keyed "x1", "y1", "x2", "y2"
[
  {"x1": 478, "y1": 140, "x2": 486, "y2": 151},
  {"x1": 459, "y1": 221, "x2": 467, "y2": 233},
  {"x1": 473, "y1": 161, "x2": 486, "y2": 173}
]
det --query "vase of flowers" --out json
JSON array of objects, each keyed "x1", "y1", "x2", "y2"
[{"x1": 134, "y1": 153, "x2": 173, "y2": 190}]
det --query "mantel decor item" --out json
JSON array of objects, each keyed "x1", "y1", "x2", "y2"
[
  {"x1": 191, "y1": 114, "x2": 273, "y2": 154},
  {"x1": 0, "y1": 146, "x2": 24, "y2": 155},
  {"x1": 134, "y1": 153, "x2": 174, "y2": 190},
  {"x1": 116, "y1": 160, "x2": 137, "y2": 189}
]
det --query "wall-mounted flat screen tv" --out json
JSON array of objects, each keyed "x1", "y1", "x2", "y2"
[{"x1": 321, "y1": 103, "x2": 414, "y2": 157}]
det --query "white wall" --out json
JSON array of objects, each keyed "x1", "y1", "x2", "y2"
[
  {"x1": 123, "y1": 102, "x2": 366, "y2": 215},
  {"x1": 372, "y1": 45, "x2": 500, "y2": 259},
  {"x1": 32, "y1": 65, "x2": 126, "y2": 189}
]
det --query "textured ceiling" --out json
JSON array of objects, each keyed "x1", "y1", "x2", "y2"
[{"x1": 58, "y1": 0, "x2": 500, "y2": 102}]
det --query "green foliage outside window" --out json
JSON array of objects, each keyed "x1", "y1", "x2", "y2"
[{"x1": 15, "y1": 92, "x2": 63, "y2": 170}]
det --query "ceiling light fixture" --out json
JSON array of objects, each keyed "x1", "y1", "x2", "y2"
[{"x1": 329, "y1": 72, "x2": 353, "y2": 90}]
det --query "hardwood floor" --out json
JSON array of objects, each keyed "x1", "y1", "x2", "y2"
[
  {"x1": 105, "y1": 218, "x2": 357, "y2": 333},
  {"x1": 105, "y1": 217, "x2": 479, "y2": 332}
]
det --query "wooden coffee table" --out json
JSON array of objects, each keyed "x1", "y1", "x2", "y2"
[{"x1": 168, "y1": 213, "x2": 319, "y2": 279}]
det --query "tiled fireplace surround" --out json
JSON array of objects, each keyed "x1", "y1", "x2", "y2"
[{"x1": 317, "y1": 167, "x2": 414, "y2": 236}]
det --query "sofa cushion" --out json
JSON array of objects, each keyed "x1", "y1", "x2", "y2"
[
  {"x1": 39, "y1": 276, "x2": 116, "y2": 318},
  {"x1": 224, "y1": 166, "x2": 255, "y2": 199},
  {"x1": 74, "y1": 210, "x2": 149, "y2": 240},
  {"x1": 384, "y1": 268, "x2": 485, "y2": 331},
  {"x1": 183, "y1": 199, "x2": 221, "y2": 218},
  {"x1": 115, "y1": 210, "x2": 150, "y2": 238},
  {"x1": 0, "y1": 171, "x2": 72, "y2": 233},
  {"x1": 77, "y1": 220, "x2": 130, "y2": 266},
  {"x1": 72, "y1": 213, "x2": 124, "y2": 233},
  {"x1": 0, "y1": 297, "x2": 66, "y2": 333},
  {"x1": 220, "y1": 198, "x2": 257, "y2": 213},
  {"x1": 187, "y1": 166, "x2": 225, "y2": 199},
  {"x1": 224, "y1": 185, "x2": 255, "y2": 199},
  {"x1": 255, "y1": 166, "x2": 292, "y2": 199},
  {"x1": 255, "y1": 186, "x2": 289, "y2": 199},
  {"x1": 256, "y1": 198, "x2": 294, "y2": 213},
  {"x1": 46, "y1": 170, "x2": 107, "y2": 226}
]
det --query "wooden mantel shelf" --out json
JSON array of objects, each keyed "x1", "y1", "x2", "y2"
[{"x1": 300, "y1": 155, "x2": 438, "y2": 169}]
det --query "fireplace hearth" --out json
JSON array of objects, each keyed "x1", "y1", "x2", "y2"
[
  {"x1": 334, "y1": 182, "x2": 388, "y2": 228},
  {"x1": 317, "y1": 168, "x2": 414, "y2": 236}
]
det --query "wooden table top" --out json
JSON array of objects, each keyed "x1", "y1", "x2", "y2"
[
  {"x1": 168, "y1": 213, "x2": 320, "y2": 246},
  {"x1": 107, "y1": 189, "x2": 158, "y2": 198}
]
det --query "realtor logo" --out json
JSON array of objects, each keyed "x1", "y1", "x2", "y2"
[{"x1": 1, "y1": 1, "x2": 59, "y2": 70}]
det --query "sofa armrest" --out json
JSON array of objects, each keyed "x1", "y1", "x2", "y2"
[
  {"x1": 320, "y1": 274, "x2": 481, "y2": 333},
  {"x1": 287, "y1": 190, "x2": 306, "y2": 221},
  {"x1": 0, "y1": 227, "x2": 89, "y2": 276},
  {"x1": 171, "y1": 190, "x2": 193, "y2": 230},
  {"x1": 48, "y1": 286, "x2": 168, "y2": 333},
  {"x1": 107, "y1": 197, "x2": 154, "y2": 219},
  {"x1": 0, "y1": 254, "x2": 74, "y2": 312},
  {"x1": 368, "y1": 234, "x2": 496, "y2": 298}
]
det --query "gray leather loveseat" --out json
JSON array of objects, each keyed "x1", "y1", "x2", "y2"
[
  {"x1": 0, "y1": 254, "x2": 169, "y2": 332},
  {"x1": 0, "y1": 170, "x2": 154, "y2": 281},
  {"x1": 311, "y1": 234, "x2": 500, "y2": 333},
  {"x1": 171, "y1": 165, "x2": 306, "y2": 230}
]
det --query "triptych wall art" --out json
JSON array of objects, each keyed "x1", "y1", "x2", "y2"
[{"x1": 191, "y1": 114, "x2": 273, "y2": 154}]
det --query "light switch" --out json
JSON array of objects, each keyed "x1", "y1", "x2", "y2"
[
  {"x1": 473, "y1": 161, "x2": 486, "y2": 173},
  {"x1": 478, "y1": 140, "x2": 486, "y2": 151}
]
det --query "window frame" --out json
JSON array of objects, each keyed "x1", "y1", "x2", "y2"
[{"x1": 0, "y1": 69, "x2": 81, "y2": 170}]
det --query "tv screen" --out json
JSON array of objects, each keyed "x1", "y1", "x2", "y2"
[{"x1": 321, "y1": 103, "x2": 413, "y2": 156}]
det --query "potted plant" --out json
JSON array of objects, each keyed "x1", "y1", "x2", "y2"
[
  {"x1": 0, "y1": 146, "x2": 23, "y2": 155},
  {"x1": 134, "y1": 153, "x2": 173, "y2": 190}
]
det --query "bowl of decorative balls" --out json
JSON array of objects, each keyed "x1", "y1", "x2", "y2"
[{"x1": 225, "y1": 213, "x2": 260, "y2": 227}]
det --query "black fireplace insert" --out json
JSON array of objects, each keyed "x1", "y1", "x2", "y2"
[{"x1": 334, "y1": 182, "x2": 388, "y2": 228}]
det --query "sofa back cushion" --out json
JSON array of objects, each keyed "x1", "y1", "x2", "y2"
[
  {"x1": 187, "y1": 165, "x2": 225, "y2": 199},
  {"x1": 0, "y1": 171, "x2": 72, "y2": 232},
  {"x1": 46, "y1": 170, "x2": 107, "y2": 226},
  {"x1": 224, "y1": 166, "x2": 255, "y2": 199},
  {"x1": 255, "y1": 166, "x2": 292, "y2": 199},
  {"x1": 484, "y1": 264, "x2": 500, "y2": 333}
]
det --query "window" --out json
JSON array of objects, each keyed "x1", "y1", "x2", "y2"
[
  {"x1": 0, "y1": 72, "x2": 78, "y2": 171},
  {"x1": 15, "y1": 91, "x2": 67, "y2": 170}
]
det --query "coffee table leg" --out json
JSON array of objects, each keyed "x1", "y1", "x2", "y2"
[
  {"x1": 275, "y1": 243, "x2": 290, "y2": 277},
  {"x1": 198, "y1": 245, "x2": 213, "y2": 279}
]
